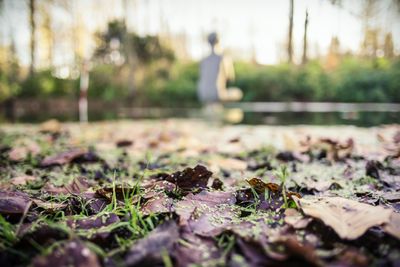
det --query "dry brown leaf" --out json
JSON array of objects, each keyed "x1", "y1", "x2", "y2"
[
  {"x1": 32, "y1": 240, "x2": 100, "y2": 267},
  {"x1": 8, "y1": 139, "x2": 41, "y2": 162},
  {"x1": 284, "y1": 208, "x2": 312, "y2": 229},
  {"x1": 141, "y1": 193, "x2": 174, "y2": 215},
  {"x1": 210, "y1": 157, "x2": 247, "y2": 171},
  {"x1": 277, "y1": 236, "x2": 324, "y2": 267},
  {"x1": 0, "y1": 190, "x2": 32, "y2": 215},
  {"x1": 246, "y1": 178, "x2": 280, "y2": 193},
  {"x1": 33, "y1": 199, "x2": 67, "y2": 211},
  {"x1": 40, "y1": 119, "x2": 62, "y2": 133},
  {"x1": 8, "y1": 147, "x2": 29, "y2": 161},
  {"x1": 174, "y1": 191, "x2": 236, "y2": 236},
  {"x1": 11, "y1": 175, "x2": 37, "y2": 186},
  {"x1": 294, "y1": 196, "x2": 392, "y2": 240},
  {"x1": 383, "y1": 212, "x2": 400, "y2": 240}
]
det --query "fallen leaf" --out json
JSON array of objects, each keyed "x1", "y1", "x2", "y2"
[
  {"x1": 16, "y1": 225, "x2": 69, "y2": 249},
  {"x1": 32, "y1": 240, "x2": 101, "y2": 267},
  {"x1": 277, "y1": 236, "x2": 323, "y2": 267},
  {"x1": 246, "y1": 178, "x2": 301, "y2": 199},
  {"x1": 42, "y1": 177, "x2": 90, "y2": 195},
  {"x1": 382, "y1": 212, "x2": 400, "y2": 240},
  {"x1": 173, "y1": 229, "x2": 223, "y2": 267},
  {"x1": 124, "y1": 220, "x2": 179, "y2": 266},
  {"x1": 8, "y1": 147, "x2": 28, "y2": 161},
  {"x1": 379, "y1": 172, "x2": 400, "y2": 190},
  {"x1": 40, "y1": 148, "x2": 101, "y2": 167},
  {"x1": 332, "y1": 248, "x2": 369, "y2": 267},
  {"x1": 164, "y1": 165, "x2": 212, "y2": 193},
  {"x1": 11, "y1": 175, "x2": 36, "y2": 186},
  {"x1": 365, "y1": 160, "x2": 382, "y2": 179},
  {"x1": 380, "y1": 191, "x2": 400, "y2": 202},
  {"x1": 66, "y1": 213, "x2": 119, "y2": 229},
  {"x1": 65, "y1": 176, "x2": 90, "y2": 194},
  {"x1": 246, "y1": 178, "x2": 280, "y2": 193},
  {"x1": 142, "y1": 180, "x2": 176, "y2": 199},
  {"x1": 276, "y1": 151, "x2": 297, "y2": 162},
  {"x1": 211, "y1": 178, "x2": 224, "y2": 190},
  {"x1": 210, "y1": 157, "x2": 247, "y2": 171},
  {"x1": 294, "y1": 196, "x2": 392, "y2": 240},
  {"x1": 33, "y1": 199, "x2": 67, "y2": 211},
  {"x1": 85, "y1": 197, "x2": 109, "y2": 214},
  {"x1": 95, "y1": 186, "x2": 137, "y2": 202},
  {"x1": 301, "y1": 137, "x2": 354, "y2": 161},
  {"x1": 284, "y1": 208, "x2": 312, "y2": 229},
  {"x1": 116, "y1": 140, "x2": 133, "y2": 147},
  {"x1": 39, "y1": 119, "x2": 62, "y2": 134},
  {"x1": 0, "y1": 190, "x2": 32, "y2": 215},
  {"x1": 320, "y1": 137, "x2": 354, "y2": 161},
  {"x1": 247, "y1": 160, "x2": 273, "y2": 171},
  {"x1": 175, "y1": 191, "x2": 237, "y2": 236},
  {"x1": 141, "y1": 193, "x2": 174, "y2": 215},
  {"x1": 233, "y1": 238, "x2": 272, "y2": 266},
  {"x1": 393, "y1": 131, "x2": 400, "y2": 144},
  {"x1": 229, "y1": 137, "x2": 240, "y2": 143},
  {"x1": 8, "y1": 138, "x2": 41, "y2": 162}
]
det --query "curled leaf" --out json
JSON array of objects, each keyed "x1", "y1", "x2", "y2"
[
  {"x1": 40, "y1": 149, "x2": 101, "y2": 167},
  {"x1": 0, "y1": 190, "x2": 32, "y2": 215},
  {"x1": 164, "y1": 165, "x2": 212, "y2": 193},
  {"x1": 124, "y1": 220, "x2": 179, "y2": 266},
  {"x1": 383, "y1": 212, "x2": 400, "y2": 240},
  {"x1": 294, "y1": 196, "x2": 392, "y2": 240},
  {"x1": 246, "y1": 178, "x2": 279, "y2": 193}
]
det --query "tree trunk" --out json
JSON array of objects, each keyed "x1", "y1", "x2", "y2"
[
  {"x1": 4, "y1": 98, "x2": 15, "y2": 122},
  {"x1": 302, "y1": 9, "x2": 309, "y2": 64},
  {"x1": 124, "y1": 0, "x2": 136, "y2": 99},
  {"x1": 79, "y1": 60, "x2": 89, "y2": 123},
  {"x1": 29, "y1": 0, "x2": 36, "y2": 74},
  {"x1": 287, "y1": 0, "x2": 294, "y2": 63}
]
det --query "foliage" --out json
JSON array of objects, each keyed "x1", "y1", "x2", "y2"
[
  {"x1": 1, "y1": 44, "x2": 399, "y2": 105},
  {"x1": 235, "y1": 57, "x2": 400, "y2": 103},
  {"x1": 137, "y1": 62, "x2": 199, "y2": 107},
  {"x1": 94, "y1": 20, "x2": 175, "y2": 65},
  {"x1": 87, "y1": 65, "x2": 127, "y2": 101},
  {"x1": 0, "y1": 47, "x2": 21, "y2": 102},
  {"x1": 19, "y1": 70, "x2": 77, "y2": 98}
]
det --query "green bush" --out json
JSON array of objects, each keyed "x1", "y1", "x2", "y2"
[
  {"x1": 19, "y1": 70, "x2": 76, "y2": 98},
  {"x1": 0, "y1": 72, "x2": 20, "y2": 101},
  {"x1": 234, "y1": 57, "x2": 400, "y2": 103},
  {"x1": 137, "y1": 62, "x2": 199, "y2": 107},
  {"x1": 88, "y1": 65, "x2": 127, "y2": 101},
  {"x1": 3, "y1": 56, "x2": 399, "y2": 105},
  {"x1": 0, "y1": 60, "x2": 21, "y2": 101}
]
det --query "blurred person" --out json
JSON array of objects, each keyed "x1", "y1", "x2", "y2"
[{"x1": 198, "y1": 32, "x2": 243, "y2": 104}]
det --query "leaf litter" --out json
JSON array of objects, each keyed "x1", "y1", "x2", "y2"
[{"x1": 0, "y1": 121, "x2": 399, "y2": 267}]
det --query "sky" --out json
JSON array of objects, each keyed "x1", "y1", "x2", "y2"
[{"x1": 1, "y1": 0, "x2": 400, "y2": 66}]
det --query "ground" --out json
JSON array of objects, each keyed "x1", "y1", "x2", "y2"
[{"x1": 0, "y1": 119, "x2": 399, "y2": 267}]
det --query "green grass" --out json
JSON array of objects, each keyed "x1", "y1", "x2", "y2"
[{"x1": 0, "y1": 215, "x2": 17, "y2": 249}]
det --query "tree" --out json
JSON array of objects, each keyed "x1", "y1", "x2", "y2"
[
  {"x1": 94, "y1": 20, "x2": 174, "y2": 66},
  {"x1": 287, "y1": 0, "x2": 294, "y2": 63},
  {"x1": 38, "y1": 0, "x2": 53, "y2": 69},
  {"x1": 383, "y1": 32, "x2": 394, "y2": 59},
  {"x1": 123, "y1": 0, "x2": 137, "y2": 97},
  {"x1": 325, "y1": 36, "x2": 341, "y2": 69},
  {"x1": 361, "y1": 28, "x2": 379, "y2": 59},
  {"x1": 302, "y1": 9, "x2": 309, "y2": 64},
  {"x1": 92, "y1": 20, "x2": 175, "y2": 100},
  {"x1": 29, "y1": 0, "x2": 36, "y2": 74}
]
